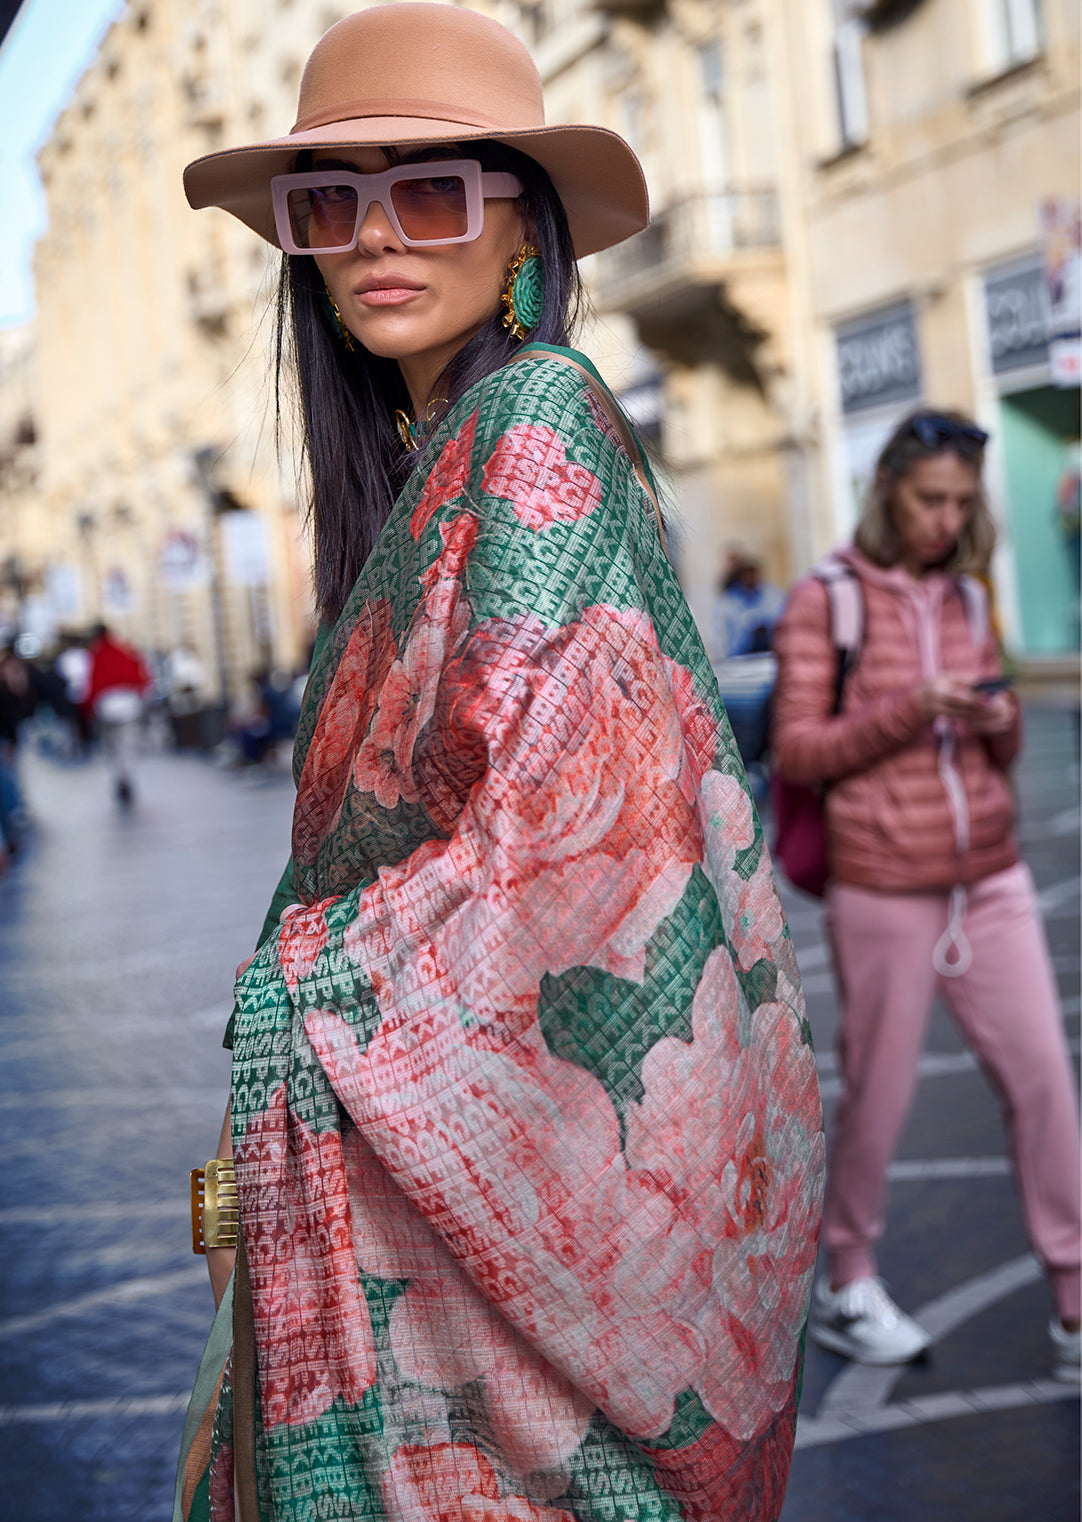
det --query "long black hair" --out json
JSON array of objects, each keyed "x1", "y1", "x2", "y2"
[{"x1": 276, "y1": 140, "x2": 584, "y2": 624}]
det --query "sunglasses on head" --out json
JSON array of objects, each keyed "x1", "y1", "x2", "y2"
[
  {"x1": 270, "y1": 159, "x2": 523, "y2": 253},
  {"x1": 908, "y1": 414, "x2": 989, "y2": 451}
]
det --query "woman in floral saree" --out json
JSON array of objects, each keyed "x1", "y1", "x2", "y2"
[{"x1": 175, "y1": 7, "x2": 823, "y2": 1519}]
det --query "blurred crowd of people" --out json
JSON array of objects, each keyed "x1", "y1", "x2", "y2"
[{"x1": 0, "y1": 624, "x2": 308, "y2": 873}]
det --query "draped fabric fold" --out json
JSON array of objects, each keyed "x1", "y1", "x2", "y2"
[{"x1": 180, "y1": 349, "x2": 824, "y2": 1521}]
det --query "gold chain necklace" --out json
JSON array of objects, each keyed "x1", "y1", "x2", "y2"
[{"x1": 394, "y1": 399, "x2": 448, "y2": 452}]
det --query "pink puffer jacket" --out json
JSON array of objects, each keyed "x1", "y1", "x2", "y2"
[{"x1": 771, "y1": 547, "x2": 1021, "y2": 893}]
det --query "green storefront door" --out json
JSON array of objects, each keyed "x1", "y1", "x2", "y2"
[{"x1": 999, "y1": 385, "x2": 1081, "y2": 654}]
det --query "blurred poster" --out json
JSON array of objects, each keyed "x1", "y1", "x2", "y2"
[
  {"x1": 160, "y1": 528, "x2": 210, "y2": 590},
  {"x1": 103, "y1": 566, "x2": 134, "y2": 614},
  {"x1": 1039, "y1": 196, "x2": 1081, "y2": 388},
  {"x1": 44, "y1": 563, "x2": 80, "y2": 618},
  {"x1": 222, "y1": 510, "x2": 270, "y2": 587}
]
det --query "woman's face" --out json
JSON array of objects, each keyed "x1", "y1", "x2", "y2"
[
  {"x1": 312, "y1": 145, "x2": 525, "y2": 410},
  {"x1": 888, "y1": 451, "x2": 980, "y2": 576}
]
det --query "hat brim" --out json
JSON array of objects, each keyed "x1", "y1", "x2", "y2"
[{"x1": 184, "y1": 119, "x2": 648, "y2": 260}]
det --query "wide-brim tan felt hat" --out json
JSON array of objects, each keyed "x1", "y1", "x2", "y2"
[{"x1": 183, "y1": 3, "x2": 649, "y2": 259}]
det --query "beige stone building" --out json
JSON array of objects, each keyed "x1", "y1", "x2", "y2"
[
  {"x1": 28, "y1": 0, "x2": 330, "y2": 702},
  {"x1": 0, "y1": 326, "x2": 41, "y2": 643},
  {"x1": 5, "y1": 0, "x2": 1078, "y2": 694},
  {"x1": 498, "y1": 0, "x2": 1080, "y2": 653},
  {"x1": 771, "y1": 0, "x2": 1081, "y2": 657}
]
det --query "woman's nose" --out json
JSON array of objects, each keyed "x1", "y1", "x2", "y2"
[{"x1": 354, "y1": 198, "x2": 403, "y2": 252}]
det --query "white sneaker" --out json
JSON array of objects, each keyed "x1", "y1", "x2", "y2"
[
  {"x1": 1049, "y1": 1320, "x2": 1081, "y2": 1384},
  {"x1": 811, "y1": 1276, "x2": 932, "y2": 1365}
]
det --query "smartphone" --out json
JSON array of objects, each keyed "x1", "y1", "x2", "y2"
[{"x1": 972, "y1": 676, "x2": 1013, "y2": 695}]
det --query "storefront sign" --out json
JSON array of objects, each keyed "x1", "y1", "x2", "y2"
[
  {"x1": 160, "y1": 528, "x2": 210, "y2": 590},
  {"x1": 1039, "y1": 197, "x2": 1081, "y2": 390},
  {"x1": 222, "y1": 510, "x2": 270, "y2": 588},
  {"x1": 985, "y1": 259, "x2": 1049, "y2": 374},
  {"x1": 836, "y1": 302, "x2": 921, "y2": 415},
  {"x1": 103, "y1": 566, "x2": 134, "y2": 615}
]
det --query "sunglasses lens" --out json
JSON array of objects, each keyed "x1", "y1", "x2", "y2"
[
  {"x1": 912, "y1": 416, "x2": 987, "y2": 451},
  {"x1": 390, "y1": 173, "x2": 470, "y2": 242},
  {"x1": 287, "y1": 184, "x2": 359, "y2": 250}
]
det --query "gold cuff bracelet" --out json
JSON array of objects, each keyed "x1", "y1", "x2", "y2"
[{"x1": 190, "y1": 1158, "x2": 238, "y2": 1254}]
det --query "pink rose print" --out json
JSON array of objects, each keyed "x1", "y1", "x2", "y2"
[
  {"x1": 309, "y1": 997, "x2": 708, "y2": 1441},
  {"x1": 343, "y1": 1127, "x2": 595, "y2": 1477},
  {"x1": 410, "y1": 409, "x2": 479, "y2": 541},
  {"x1": 354, "y1": 513, "x2": 477, "y2": 811},
  {"x1": 699, "y1": 770, "x2": 788, "y2": 973},
  {"x1": 664, "y1": 656, "x2": 721, "y2": 797},
  {"x1": 728, "y1": 850, "x2": 788, "y2": 972},
  {"x1": 430, "y1": 605, "x2": 702, "y2": 1006},
  {"x1": 292, "y1": 598, "x2": 397, "y2": 865},
  {"x1": 481, "y1": 424, "x2": 602, "y2": 532},
  {"x1": 699, "y1": 769, "x2": 756, "y2": 871},
  {"x1": 642, "y1": 1397, "x2": 797, "y2": 1522},
  {"x1": 382, "y1": 1441, "x2": 576, "y2": 1522},
  {"x1": 235, "y1": 1085, "x2": 376, "y2": 1428},
  {"x1": 626, "y1": 947, "x2": 823, "y2": 1442},
  {"x1": 277, "y1": 898, "x2": 335, "y2": 991}
]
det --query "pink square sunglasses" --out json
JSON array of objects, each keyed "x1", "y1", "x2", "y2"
[{"x1": 271, "y1": 159, "x2": 523, "y2": 253}]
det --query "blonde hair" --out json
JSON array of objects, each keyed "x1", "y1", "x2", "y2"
[{"x1": 854, "y1": 408, "x2": 997, "y2": 576}]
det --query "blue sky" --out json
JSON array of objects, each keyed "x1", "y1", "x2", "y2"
[{"x1": 0, "y1": 0, "x2": 123, "y2": 328}]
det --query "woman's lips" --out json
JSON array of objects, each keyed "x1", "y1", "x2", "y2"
[{"x1": 354, "y1": 277, "x2": 424, "y2": 307}]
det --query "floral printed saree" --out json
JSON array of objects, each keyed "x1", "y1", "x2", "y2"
[{"x1": 176, "y1": 345, "x2": 824, "y2": 1522}]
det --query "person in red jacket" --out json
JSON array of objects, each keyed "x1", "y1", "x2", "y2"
[
  {"x1": 772, "y1": 410, "x2": 1080, "y2": 1380},
  {"x1": 82, "y1": 623, "x2": 152, "y2": 806}
]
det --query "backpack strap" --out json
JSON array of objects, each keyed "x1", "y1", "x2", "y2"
[
  {"x1": 812, "y1": 554, "x2": 864, "y2": 715},
  {"x1": 956, "y1": 574, "x2": 989, "y2": 652}
]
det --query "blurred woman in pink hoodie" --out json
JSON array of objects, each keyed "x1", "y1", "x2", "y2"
[{"x1": 772, "y1": 409, "x2": 1080, "y2": 1380}]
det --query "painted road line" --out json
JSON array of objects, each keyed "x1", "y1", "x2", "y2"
[
  {"x1": 1037, "y1": 876, "x2": 1081, "y2": 915},
  {"x1": 887, "y1": 1158, "x2": 1010, "y2": 1180},
  {"x1": 0, "y1": 1201, "x2": 188, "y2": 1225},
  {"x1": 795, "y1": 1379, "x2": 1077, "y2": 1449},
  {"x1": 817, "y1": 1039, "x2": 1079, "y2": 1099},
  {"x1": 0, "y1": 1394, "x2": 191, "y2": 1426},
  {"x1": 815, "y1": 1254, "x2": 1042, "y2": 1426},
  {"x1": 0, "y1": 1268, "x2": 204, "y2": 1341}
]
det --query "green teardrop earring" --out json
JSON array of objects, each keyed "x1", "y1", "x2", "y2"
[{"x1": 501, "y1": 244, "x2": 544, "y2": 342}]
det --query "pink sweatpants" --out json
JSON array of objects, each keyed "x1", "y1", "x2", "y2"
[{"x1": 824, "y1": 862, "x2": 1081, "y2": 1321}]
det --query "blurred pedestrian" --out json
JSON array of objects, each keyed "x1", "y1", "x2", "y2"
[
  {"x1": 0, "y1": 647, "x2": 37, "y2": 865},
  {"x1": 711, "y1": 550, "x2": 785, "y2": 661},
  {"x1": 710, "y1": 552, "x2": 785, "y2": 783},
  {"x1": 175, "y1": 7, "x2": 823, "y2": 1517},
  {"x1": 772, "y1": 408, "x2": 1081, "y2": 1380},
  {"x1": 82, "y1": 623, "x2": 152, "y2": 806},
  {"x1": 225, "y1": 668, "x2": 301, "y2": 766},
  {"x1": 54, "y1": 635, "x2": 94, "y2": 754}
]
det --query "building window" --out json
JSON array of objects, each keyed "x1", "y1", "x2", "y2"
[
  {"x1": 832, "y1": 14, "x2": 869, "y2": 149},
  {"x1": 985, "y1": 0, "x2": 1042, "y2": 70},
  {"x1": 697, "y1": 42, "x2": 731, "y2": 185}
]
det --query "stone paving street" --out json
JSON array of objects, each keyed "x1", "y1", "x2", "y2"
[{"x1": 0, "y1": 706, "x2": 1077, "y2": 1520}]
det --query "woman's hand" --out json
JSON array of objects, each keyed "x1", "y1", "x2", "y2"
[
  {"x1": 207, "y1": 1097, "x2": 235, "y2": 1309},
  {"x1": 968, "y1": 689, "x2": 1014, "y2": 735},
  {"x1": 919, "y1": 677, "x2": 1014, "y2": 734},
  {"x1": 919, "y1": 676, "x2": 984, "y2": 723}
]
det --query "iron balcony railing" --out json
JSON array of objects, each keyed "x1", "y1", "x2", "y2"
[{"x1": 594, "y1": 187, "x2": 781, "y2": 311}]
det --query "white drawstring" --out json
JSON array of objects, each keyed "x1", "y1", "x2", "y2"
[
  {"x1": 932, "y1": 720, "x2": 972, "y2": 978},
  {"x1": 933, "y1": 883, "x2": 972, "y2": 978},
  {"x1": 900, "y1": 577, "x2": 980, "y2": 981}
]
